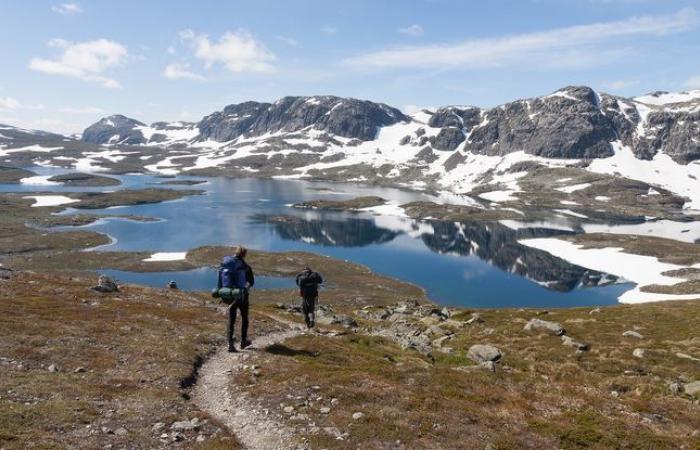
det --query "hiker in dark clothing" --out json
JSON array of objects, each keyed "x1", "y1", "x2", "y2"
[
  {"x1": 217, "y1": 246, "x2": 255, "y2": 352},
  {"x1": 296, "y1": 267, "x2": 323, "y2": 329}
]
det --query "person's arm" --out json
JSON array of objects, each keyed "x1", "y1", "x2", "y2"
[
  {"x1": 295, "y1": 273, "x2": 302, "y2": 286},
  {"x1": 316, "y1": 273, "x2": 323, "y2": 285},
  {"x1": 246, "y1": 264, "x2": 255, "y2": 288},
  {"x1": 216, "y1": 265, "x2": 222, "y2": 289}
]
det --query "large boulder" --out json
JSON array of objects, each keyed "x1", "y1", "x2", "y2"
[
  {"x1": 524, "y1": 318, "x2": 565, "y2": 336},
  {"x1": 467, "y1": 344, "x2": 502, "y2": 364},
  {"x1": 92, "y1": 275, "x2": 119, "y2": 293}
]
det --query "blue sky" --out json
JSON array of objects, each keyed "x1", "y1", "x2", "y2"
[{"x1": 1, "y1": 0, "x2": 699, "y2": 134}]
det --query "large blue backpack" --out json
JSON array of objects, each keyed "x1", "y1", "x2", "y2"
[{"x1": 218, "y1": 256, "x2": 248, "y2": 289}]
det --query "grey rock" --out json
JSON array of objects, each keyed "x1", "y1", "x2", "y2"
[
  {"x1": 685, "y1": 381, "x2": 700, "y2": 397},
  {"x1": 74, "y1": 366, "x2": 87, "y2": 373},
  {"x1": 170, "y1": 418, "x2": 200, "y2": 431},
  {"x1": 669, "y1": 382, "x2": 683, "y2": 395},
  {"x1": 320, "y1": 407, "x2": 331, "y2": 414},
  {"x1": 465, "y1": 313, "x2": 484, "y2": 325},
  {"x1": 352, "y1": 412, "x2": 365, "y2": 420},
  {"x1": 93, "y1": 275, "x2": 119, "y2": 293},
  {"x1": 467, "y1": 344, "x2": 502, "y2": 364},
  {"x1": 114, "y1": 427, "x2": 128, "y2": 436},
  {"x1": 561, "y1": 335, "x2": 589, "y2": 351},
  {"x1": 47, "y1": 364, "x2": 58, "y2": 372},
  {"x1": 431, "y1": 127, "x2": 465, "y2": 151},
  {"x1": 524, "y1": 318, "x2": 565, "y2": 336},
  {"x1": 622, "y1": 330, "x2": 644, "y2": 339},
  {"x1": 633, "y1": 348, "x2": 646, "y2": 358}
]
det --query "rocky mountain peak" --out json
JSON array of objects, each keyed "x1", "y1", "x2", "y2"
[
  {"x1": 82, "y1": 114, "x2": 147, "y2": 145},
  {"x1": 197, "y1": 95, "x2": 410, "y2": 142}
]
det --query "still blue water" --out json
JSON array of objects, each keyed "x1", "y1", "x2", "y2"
[{"x1": 2, "y1": 167, "x2": 632, "y2": 307}]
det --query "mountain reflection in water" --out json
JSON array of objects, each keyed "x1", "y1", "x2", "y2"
[{"x1": 252, "y1": 214, "x2": 618, "y2": 293}]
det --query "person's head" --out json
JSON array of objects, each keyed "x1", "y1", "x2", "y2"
[
  {"x1": 233, "y1": 245, "x2": 248, "y2": 259},
  {"x1": 304, "y1": 266, "x2": 311, "y2": 272}
]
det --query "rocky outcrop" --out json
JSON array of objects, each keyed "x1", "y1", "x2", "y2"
[
  {"x1": 463, "y1": 87, "x2": 617, "y2": 159},
  {"x1": 197, "y1": 96, "x2": 409, "y2": 142}
]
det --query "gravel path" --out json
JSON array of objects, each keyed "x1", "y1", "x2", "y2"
[{"x1": 194, "y1": 327, "x2": 303, "y2": 450}]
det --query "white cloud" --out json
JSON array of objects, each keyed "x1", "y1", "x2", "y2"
[
  {"x1": 166, "y1": 46, "x2": 176, "y2": 55},
  {"x1": 163, "y1": 62, "x2": 206, "y2": 81},
  {"x1": 398, "y1": 24, "x2": 424, "y2": 37},
  {"x1": 51, "y1": 3, "x2": 82, "y2": 15},
  {"x1": 601, "y1": 79, "x2": 638, "y2": 90},
  {"x1": 685, "y1": 75, "x2": 700, "y2": 89},
  {"x1": 345, "y1": 8, "x2": 699, "y2": 70},
  {"x1": 276, "y1": 35, "x2": 298, "y2": 47},
  {"x1": 0, "y1": 97, "x2": 44, "y2": 111},
  {"x1": 320, "y1": 26, "x2": 337, "y2": 35},
  {"x1": 29, "y1": 38, "x2": 127, "y2": 88},
  {"x1": 180, "y1": 29, "x2": 275, "y2": 73}
]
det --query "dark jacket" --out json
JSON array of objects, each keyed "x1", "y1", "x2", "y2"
[
  {"x1": 218, "y1": 256, "x2": 255, "y2": 289},
  {"x1": 296, "y1": 270, "x2": 323, "y2": 297}
]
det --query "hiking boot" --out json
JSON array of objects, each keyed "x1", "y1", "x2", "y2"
[
  {"x1": 240, "y1": 339, "x2": 252, "y2": 349},
  {"x1": 228, "y1": 343, "x2": 237, "y2": 353}
]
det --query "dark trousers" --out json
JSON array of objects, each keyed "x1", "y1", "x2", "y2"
[
  {"x1": 302, "y1": 295, "x2": 317, "y2": 327},
  {"x1": 227, "y1": 292, "x2": 249, "y2": 344}
]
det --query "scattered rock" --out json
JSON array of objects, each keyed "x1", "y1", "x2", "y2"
[
  {"x1": 283, "y1": 406, "x2": 295, "y2": 414},
  {"x1": 114, "y1": 427, "x2": 128, "y2": 436},
  {"x1": 622, "y1": 330, "x2": 644, "y2": 339},
  {"x1": 676, "y1": 352, "x2": 700, "y2": 363},
  {"x1": 589, "y1": 307, "x2": 601, "y2": 315},
  {"x1": 152, "y1": 423, "x2": 165, "y2": 432},
  {"x1": 320, "y1": 407, "x2": 331, "y2": 414},
  {"x1": 74, "y1": 366, "x2": 87, "y2": 373},
  {"x1": 465, "y1": 313, "x2": 484, "y2": 325},
  {"x1": 352, "y1": 412, "x2": 365, "y2": 420},
  {"x1": 685, "y1": 381, "x2": 700, "y2": 397},
  {"x1": 92, "y1": 275, "x2": 119, "y2": 293},
  {"x1": 467, "y1": 344, "x2": 502, "y2": 364},
  {"x1": 524, "y1": 318, "x2": 565, "y2": 336},
  {"x1": 669, "y1": 382, "x2": 683, "y2": 395},
  {"x1": 633, "y1": 348, "x2": 646, "y2": 359},
  {"x1": 561, "y1": 335, "x2": 589, "y2": 351},
  {"x1": 47, "y1": 364, "x2": 58, "y2": 373},
  {"x1": 170, "y1": 418, "x2": 200, "y2": 432}
]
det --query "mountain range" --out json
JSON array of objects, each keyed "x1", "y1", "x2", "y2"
[{"x1": 2, "y1": 85, "x2": 699, "y2": 209}]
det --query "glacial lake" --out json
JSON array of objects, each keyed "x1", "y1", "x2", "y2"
[{"x1": 1, "y1": 167, "x2": 642, "y2": 307}]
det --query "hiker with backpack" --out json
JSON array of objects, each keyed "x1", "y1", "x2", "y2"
[
  {"x1": 215, "y1": 246, "x2": 255, "y2": 352},
  {"x1": 296, "y1": 267, "x2": 323, "y2": 329}
]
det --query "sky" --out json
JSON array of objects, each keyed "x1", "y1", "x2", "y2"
[{"x1": 0, "y1": 0, "x2": 699, "y2": 134}]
